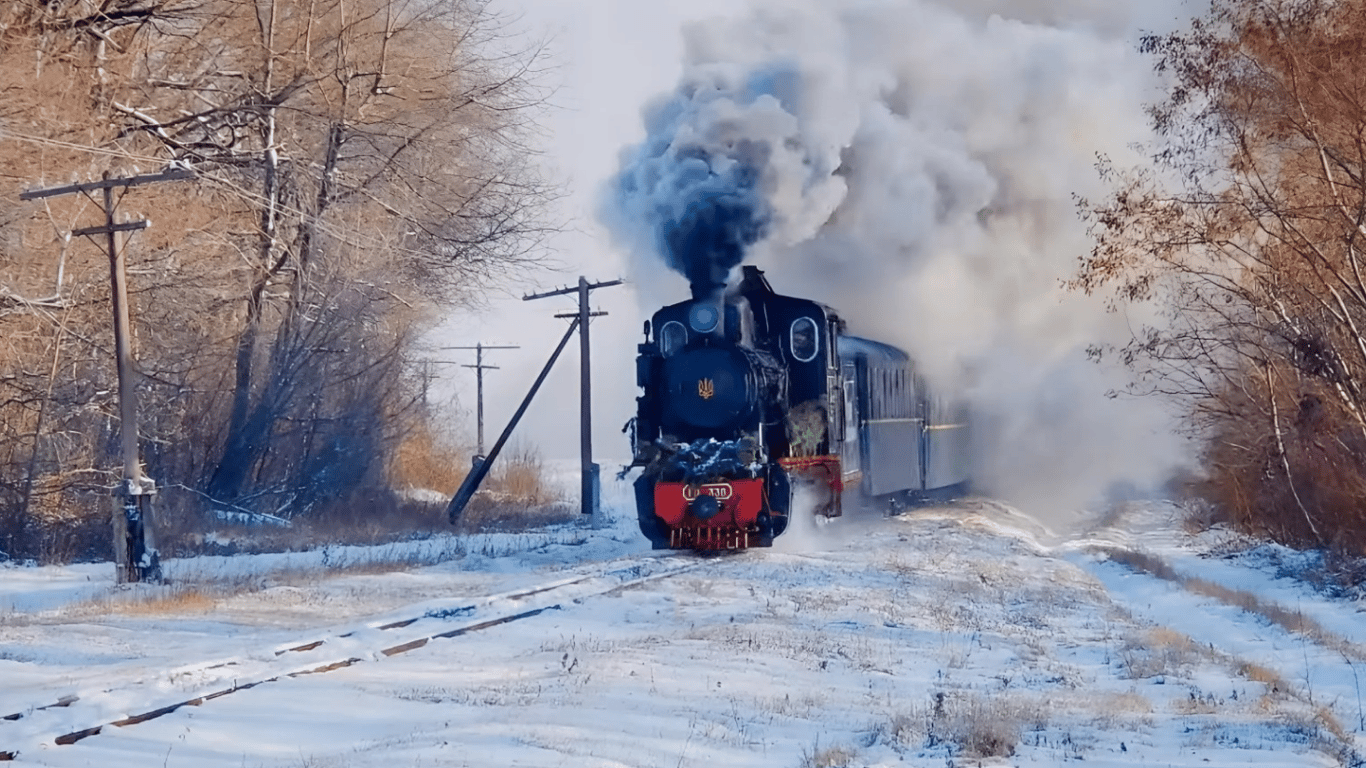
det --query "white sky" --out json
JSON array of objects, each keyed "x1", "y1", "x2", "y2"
[{"x1": 428, "y1": 0, "x2": 740, "y2": 464}]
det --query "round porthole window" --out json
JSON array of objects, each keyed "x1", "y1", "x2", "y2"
[{"x1": 790, "y1": 317, "x2": 819, "y2": 362}]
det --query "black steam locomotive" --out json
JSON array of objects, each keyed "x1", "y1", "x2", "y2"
[{"x1": 628, "y1": 266, "x2": 971, "y2": 550}]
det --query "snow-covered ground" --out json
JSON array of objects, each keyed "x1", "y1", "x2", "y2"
[{"x1": 3, "y1": 476, "x2": 1366, "y2": 767}]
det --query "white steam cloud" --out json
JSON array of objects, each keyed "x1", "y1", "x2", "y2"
[{"x1": 603, "y1": 0, "x2": 1196, "y2": 523}]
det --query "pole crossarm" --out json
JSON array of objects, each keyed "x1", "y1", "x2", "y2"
[
  {"x1": 522, "y1": 278, "x2": 623, "y2": 302},
  {"x1": 19, "y1": 167, "x2": 195, "y2": 201},
  {"x1": 72, "y1": 220, "x2": 149, "y2": 237}
]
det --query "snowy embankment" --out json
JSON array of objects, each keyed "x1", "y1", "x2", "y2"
[
  {"x1": 2, "y1": 480, "x2": 1366, "y2": 767},
  {"x1": 0, "y1": 530, "x2": 594, "y2": 616}
]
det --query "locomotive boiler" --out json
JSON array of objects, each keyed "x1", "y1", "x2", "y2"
[{"x1": 628, "y1": 266, "x2": 970, "y2": 550}]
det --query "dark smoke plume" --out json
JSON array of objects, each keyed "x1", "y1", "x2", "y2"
[
  {"x1": 665, "y1": 189, "x2": 769, "y2": 299},
  {"x1": 605, "y1": 63, "x2": 813, "y2": 299}
]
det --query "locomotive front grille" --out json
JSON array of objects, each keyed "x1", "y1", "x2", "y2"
[{"x1": 669, "y1": 525, "x2": 754, "y2": 550}]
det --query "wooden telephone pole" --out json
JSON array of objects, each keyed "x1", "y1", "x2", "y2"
[
  {"x1": 20, "y1": 167, "x2": 194, "y2": 583},
  {"x1": 524, "y1": 277, "x2": 622, "y2": 517},
  {"x1": 440, "y1": 343, "x2": 519, "y2": 457}
]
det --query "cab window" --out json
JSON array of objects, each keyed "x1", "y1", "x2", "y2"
[
  {"x1": 659, "y1": 321, "x2": 687, "y2": 357},
  {"x1": 790, "y1": 317, "x2": 819, "y2": 362}
]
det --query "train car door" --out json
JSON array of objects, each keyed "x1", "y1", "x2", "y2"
[
  {"x1": 917, "y1": 377, "x2": 930, "y2": 493},
  {"x1": 840, "y1": 360, "x2": 860, "y2": 483}
]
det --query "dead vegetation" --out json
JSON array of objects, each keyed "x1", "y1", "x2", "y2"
[
  {"x1": 1099, "y1": 538, "x2": 1366, "y2": 745},
  {"x1": 156, "y1": 436, "x2": 570, "y2": 558},
  {"x1": 7, "y1": 417, "x2": 570, "y2": 565},
  {"x1": 1120, "y1": 627, "x2": 1202, "y2": 680},
  {"x1": 798, "y1": 743, "x2": 858, "y2": 768},
  {"x1": 1099, "y1": 546, "x2": 1363, "y2": 657},
  {"x1": 1076, "y1": 0, "x2": 1366, "y2": 553},
  {"x1": 889, "y1": 691, "x2": 1038, "y2": 759},
  {"x1": 0, "y1": 0, "x2": 561, "y2": 564}
]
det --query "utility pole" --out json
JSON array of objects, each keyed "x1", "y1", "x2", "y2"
[
  {"x1": 19, "y1": 166, "x2": 193, "y2": 584},
  {"x1": 524, "y1": 276, "x2": 622, "y2": 517},
  {"x1": 446, "y1": 320, "x2": 578, "y2": 523},
  {"x1": 440, "y1": 343, "x2": 519, "y2": 457},
  {"x1": 418, "y1": 360, "x2": 434, "y2": 409}
]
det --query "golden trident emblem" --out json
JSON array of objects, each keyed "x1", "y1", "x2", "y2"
[{"x1": 698, "y1": 378, "x2": 715, "y2": 400}]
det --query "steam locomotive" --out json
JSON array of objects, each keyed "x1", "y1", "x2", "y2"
[{"x1": 628, "y1": 266, "x2": 971, "y2": 550}]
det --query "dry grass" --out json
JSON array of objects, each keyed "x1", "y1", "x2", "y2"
[
  {"x1": 1101, "y1": 544, "x2": 1366, "y2": 762},
  {"x1": 105, "y1": 588, "x2": 217, "y2": 616},
  {"x1": 1238, "y1": 661, "x2": 1286, "y2": 688},
  {"x1": 1274, "y1": 704, "x2": 1354, "y2": 754},
  {"x1": 1092, "y1": 691, "x2": 1155, "y2": 724},
  {"x1": 3, "y1": 428, "x2": 570, "y2": 567},
  {"x1": 1119, "y1": 626, "x2": 1202, "y2": 680},
  {"x1": 455, "y1": 495, "x2": 577, "y2": 535},
  {"x1": 389, "y1": 427, "x2": 561, "y2": 507},
  {"x1": 892, "y1": 691, "x2": 1037, "y2": 759},
  {"x1": 389, "y1": 426, "x2": 465, "y2": 496},
  {"x1": 143, "y1": 438, "x2": 571, "y2": 559},
  {"x1": 799, "y1": 742, "x2": 858, "y2": 768},
  {"x1": 5, "y1": 386, "x2": 567, "y2": 569},
  {"x1": 1102, "y1": 546, "x2": 1366, "y2": 665},
  {"x1": 1311, "y1": 705, "x2": 1350, "y2": 743},
  {"x1": 63, "y1": 583, "x2": 224, "y2": 618}
]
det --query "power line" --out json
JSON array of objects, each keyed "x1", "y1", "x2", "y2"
[{"x1": 1, "y1": 130, "x2": 443, "y2": 262}]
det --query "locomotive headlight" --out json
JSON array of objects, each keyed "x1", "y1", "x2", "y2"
[{"x1": 688, "y1": 302, "x2": 720, "y2": 334}]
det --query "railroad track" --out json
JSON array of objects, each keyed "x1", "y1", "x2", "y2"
[{"x1": 0, "y1": 553, "x2": 702, "y2": 761}]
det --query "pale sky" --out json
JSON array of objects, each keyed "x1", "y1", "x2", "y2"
[{"x1": 429, "y1": 0, "x2": 739, "y2": 463}]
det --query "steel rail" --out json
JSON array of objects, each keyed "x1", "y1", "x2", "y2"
[{"x1": 0, "y1": 555, "x2": 701, "y2": 759}]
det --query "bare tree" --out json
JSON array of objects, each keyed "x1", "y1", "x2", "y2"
[
  {"x1": 1077, "y1": 0, "x2": 1366, "y2": 550},
  {"x1": 83, "y1": 0, "x2": 558, "y2": 501},
  {"x1": 0, "y1": 0, "x2": 558, "y2": 558}
]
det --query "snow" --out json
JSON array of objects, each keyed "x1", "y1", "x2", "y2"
[{"x1": 2, "y1": 477, "x2": 1364, "y2": 766}]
